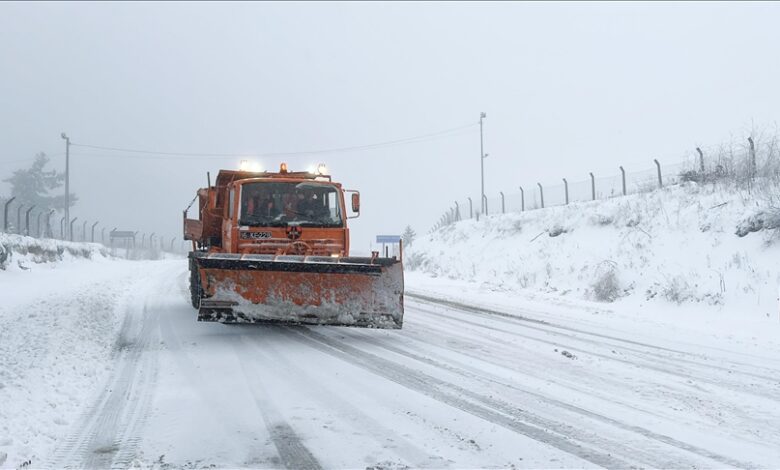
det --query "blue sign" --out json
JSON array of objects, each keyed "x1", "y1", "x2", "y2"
[{"x1": 376, "y1": 235, "x2": 401, "y2": 243}]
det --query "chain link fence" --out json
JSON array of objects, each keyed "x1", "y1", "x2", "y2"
[
  {"x1": 432, "y1": 136, "x2": 780, "y2": 232},
  {"x1": 0, "y1": 200, "x2": 187, "y2": 258}
]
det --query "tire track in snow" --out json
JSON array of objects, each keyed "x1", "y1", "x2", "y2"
[
  {"x1": 232, "y1": 337, "x2": 322, "y2": 470},
  {"x1": 236, "y1": 328, "x2": 440, "y2": 468},
  {"x1": 156, "y1": 306, "x2": 272, "y2": 466},
  {"x1": 280, "y1": 327, "x2": 633, "y2": 469},
  {"x1": 407, "y1": 292, "x2": 780, "y2": 377},
  {"x1": 406, "y1": 304, "x2": 780, "y2": 456},
  {"x1": 49, "y1": 298, "x2": 159, "y2": 469},
  {"x1": 331, "y1": 326, "x2": 756, "y2": 469},
  {"x1": 410, "y1": 300, "x2": 780, "y2": 402}
]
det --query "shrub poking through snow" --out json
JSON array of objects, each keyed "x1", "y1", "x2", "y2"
[
  {"x1": 548, "y1": 225, "x2": 568, "y2": 237},
  {"x1": 591, "y1": 214, "x2": 614, "y2": 226},
  {"x1": 662, "y1": 276, "x2": 695, "y2": 304},
  {"x1": 735, "y1": 211, "x2": 768, "y2": 237},
  {"x1": 405, "y1": 252, "x2": 426, "y2": 271},
  {"x1": 591, "y1": 263, "x2": 621, "y2": 302},
  {"x1": 0, "y1": 243, "x2": 8, "y2": 270},
  {"x1": 735, "y1": 209, "x2": 780, "y2": 238}
]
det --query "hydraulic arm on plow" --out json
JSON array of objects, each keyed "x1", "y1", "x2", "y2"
[{"x1": 183, "y1": 163, "x2": 404, "y2": 328}]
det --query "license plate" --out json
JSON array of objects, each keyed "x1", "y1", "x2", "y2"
[{"x1": 240, "y1": 231, "x2": 273, "y2": 240}]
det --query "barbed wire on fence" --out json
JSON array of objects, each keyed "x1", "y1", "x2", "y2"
[{"x1": 430, "y1": 136, "x2": 780, "y2": 233}]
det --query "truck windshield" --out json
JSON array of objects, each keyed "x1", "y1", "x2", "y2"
[{"x1": 239, "y1": 181, "x2": 343, "y2": 227}]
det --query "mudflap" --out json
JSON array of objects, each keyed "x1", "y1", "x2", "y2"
[{"x1": 190, "y1": 252, "x2": 404, "y2": 329}]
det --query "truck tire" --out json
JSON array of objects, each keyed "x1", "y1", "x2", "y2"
[{"x1": 189, "y1": 258, "x2": 203, "y2": 309}]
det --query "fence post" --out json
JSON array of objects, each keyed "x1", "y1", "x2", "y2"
[
  {"x1": 589, "y1": 172, "x2": 595, "y2": 200},
  {"x1": 46, "y1": 210, "x2": 54, "y2": 238},
  {"x1": 454, "y1": 201, "x2": 461, "y2": 221},
  {"x1": 619, "y1": 166, "x2": 626, "y2": 195},
  {"x1": 467, "y1": 197, "x2": 473, "y2": 219},
  {"x1": 482, "y1": 195, "x2": 488, "y2": 215},
  {"x1": 141, "y1": 233, "x2": 146, "y2": 248},
  {"x1": 36, "y1": 212, "x2": 43, "y2": 237},
  {"x1": 3, "y1": 197, "x2": 15, "y2": 232},
  {"x1": 748, "y1": 137, "x2": 756, "y2": 180},
  {"x1": 25, "y1": 206, "x2": 35, "y2": 236},
  {"x1": 69, "y1": 217, "x2": 78, "y2": 242},
  {"x1": 696, "y1": 147, "x2": 704, "y2": 173},
  {"x1": 101, "y1": 227, "x2": 106, "y2": 243},
  {"x1": 562, "y1": 178, "x2": 569, "y2": 205},
  {"x1": 654, "y1": 159, "x2": 663, "y2": 188},
  {"x1": 500, "y1": 191, "x2": 505, "y2": 214},
  {"x1": 518, "y1": 186, "x2": 524, "y2": 211},
  {"x1": 537, "y1": 182, "x2": 544, "y2": 208},
  {"x1": 81, "y1": 220, "x2": 87, "y2": 242},
  {"x1": 91, "y1": 221, "x2": 99, "y2": 242},
  {"x1": 17, "y1": 205, "x2": 24, "y2": 234},
  {"x1": 170, "y1": 237, "x2": 175, "y2": 251},
  {"x1": 60, "y1": 217, "x2": 66, "y2": 239}
]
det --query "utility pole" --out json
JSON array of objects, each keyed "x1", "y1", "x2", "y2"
[
  {"x1": 61, "y1": 133, "x2": 71, "y2": 240},
  {"x1": 480, "y1": 112, "x2": 487, "y2": 213}
]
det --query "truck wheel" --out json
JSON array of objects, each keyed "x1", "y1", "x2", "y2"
[{"x1": 189, "y1": 259, "x2": 203, "y2": 309}]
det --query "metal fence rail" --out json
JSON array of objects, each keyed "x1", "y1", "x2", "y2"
[
  {"x1": 432, "y1": 138, "x2": 779, "y2": 231},
  {"x1": 0, "y1": 202, "x2": 187, "y2": 256}
]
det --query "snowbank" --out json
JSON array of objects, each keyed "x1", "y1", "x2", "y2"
[
  {"x1": 408, "y1": 182, "x2": 780, "y2": 320},
  {"x1": 0, "y1": 233, "x2": 109, "y2": 271},
  {"x1": 0, "y1": 233, "x2": 161, "y2": 469}
]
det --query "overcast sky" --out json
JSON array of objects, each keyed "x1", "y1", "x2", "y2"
[{"x1": 1, "y1": 2, "x2": 779, "y2": 251}]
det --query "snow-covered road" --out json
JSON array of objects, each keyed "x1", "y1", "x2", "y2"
[{"x1": 5, "y1": 260, "x2": 780, "y2": 469}]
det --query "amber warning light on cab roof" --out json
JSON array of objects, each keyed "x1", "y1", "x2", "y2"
[{"x1": 237, "y1": 160, "x2": 329, "y2": 177}]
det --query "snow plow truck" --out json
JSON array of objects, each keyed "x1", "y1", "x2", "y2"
[{"x1": 183, "y1": 163, "x2": 404, "y2": 328}]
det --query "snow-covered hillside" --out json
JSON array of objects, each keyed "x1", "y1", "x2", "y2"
[{"x1": 408, "y1": 181, "x2": 780, "y2": 320}]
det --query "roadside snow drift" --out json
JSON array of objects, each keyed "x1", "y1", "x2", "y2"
[
  {"x1": 408, "y1": 182, "x2": 780, "y2": 319},
  {"x1": 0, "y1": 233, "x2": 108, "y2": 271},
  {"x1": 0, "y1": 235, "x2": 152, "y2": 469}
]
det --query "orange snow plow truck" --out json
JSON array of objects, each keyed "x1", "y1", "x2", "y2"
[{"x1": 183, "y1": 163, "x2": 404, "y2": 328}]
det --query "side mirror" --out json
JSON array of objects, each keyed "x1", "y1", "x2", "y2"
[{"x1": 351, "y1": 192, "x2": 360, "y2": 213}]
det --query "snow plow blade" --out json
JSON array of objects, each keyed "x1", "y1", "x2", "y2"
[{"x1": 191, "y1": 253, "x2": 404, "y2": 328}]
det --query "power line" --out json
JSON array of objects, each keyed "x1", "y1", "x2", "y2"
[
  {"x1": 69, "y1": 122, "x2": 478, "y2": 159},
  {"x1": 72, "y1": 128, "x2": 478, "y2": 161}
]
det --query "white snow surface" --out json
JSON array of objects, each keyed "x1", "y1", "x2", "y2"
[
  {"x1": 408, "y1": 181, "x2": 780, "y2": 322},
  {"x1": 1, "y1": 231, "x2": 779, "y2": 468},
  {"x1": 0, "y1": 250, "x2": 152, "y2": 468},
  {"x1": 0, "y1": 233, "x2": 109, "y2": 271}
]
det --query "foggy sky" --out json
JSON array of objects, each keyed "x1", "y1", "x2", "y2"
[{"x1": 1, "y1": 2, "x2": 779, "y2": 252}]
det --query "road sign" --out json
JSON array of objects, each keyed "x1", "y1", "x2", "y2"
[{"x1": 376, "y1": 235, "x2": 401, "y2": 243}]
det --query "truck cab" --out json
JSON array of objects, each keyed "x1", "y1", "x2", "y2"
[{"x1": 184, "y1": 164, "x2": 359, "y2": 257}]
